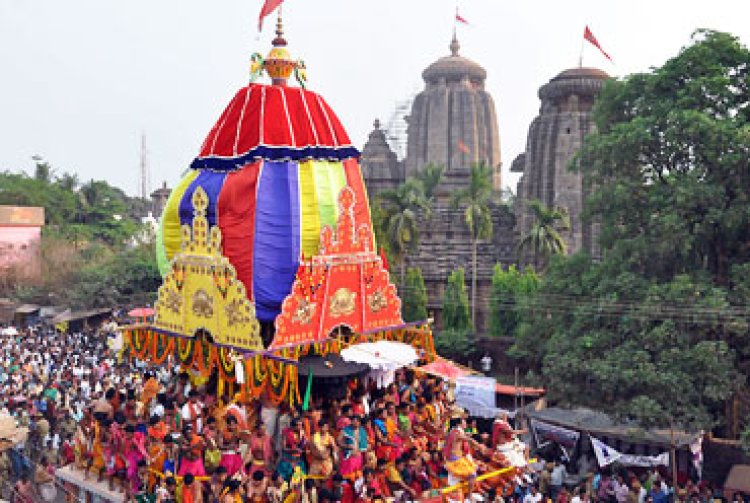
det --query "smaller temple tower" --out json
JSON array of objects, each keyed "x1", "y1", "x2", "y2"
[
  {"x1": 360, "y1": 119, "x2": 403, "y2": 200},
  {"x1": 514, "y1": 67, "x2": 609, "y2": 259},
  {"x1": 150, "y1": 181, "x2": 171, "y2": 219}
]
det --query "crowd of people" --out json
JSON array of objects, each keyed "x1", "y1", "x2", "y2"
[{"x1": 0, "y1": 322, "x2": 741, "y2": 503}]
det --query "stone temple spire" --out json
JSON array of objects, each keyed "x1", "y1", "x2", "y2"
[
  {"x1": 404, "y1": 34, "x2": 502, "y2": 193},
  {"x1": 514, "y1": 67, "x2": 610, "y2": 259}
]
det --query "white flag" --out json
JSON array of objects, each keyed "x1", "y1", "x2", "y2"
[{"x1": 591, "y1": 436, "x2": 621, "y2": 467}]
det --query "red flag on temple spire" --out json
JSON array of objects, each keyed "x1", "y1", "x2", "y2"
[
  {"x1": 258, "y1": 0, "x2": 284, "y2": 31},
  {"x1": 583, "y1": 25, "x2": 612, "y2": 61},
  {"x1": 455, "y1": 11, "x2": 469, "y2": 25},
  {"x1": 457, "y1": 139, "x2": 470, "y2": 154}
]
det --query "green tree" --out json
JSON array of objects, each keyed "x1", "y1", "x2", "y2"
[
  {"x1": 0, "y1": 159, "x2": 151, "y2": 302},
  {"x1": 68, "y1": 244, "x2": 161, "y2": 308},
  {"x1": 413, "y1": 163, "x2": 444, "y2": 202},
  {"x1": 442, "y1": 267, "x2": 471, "y2": 332},
  {"x1": 451, "y1": 163, "x2": 495, "y2": 327},
  {"x1": 370, "y1": 200, "x2": 394, "y2": 268},
  {"x1": 376, "y1": 179, "x2": 429, "y2": 284},
  {"x1": 488, "y1": 264, "x2": 538, "y2": 338},
  {"x1": 436, "y1": 267, "x2": 475, "y2": 360},
  {"x1": 33, "y1": 158, "x2": 53, "y2": 183},
  {"x1": 517, "y1": 199, "x2": 570, "y2": 271},
  {"x1": 574, "y1": 29, "x2": 750, "y2": 287},
  {"x1": 402, "y1": 267, "x2": 428, "y2": 322},
  {"x1": 512, "y1": 30, "x2": 750, "y2": 434}
]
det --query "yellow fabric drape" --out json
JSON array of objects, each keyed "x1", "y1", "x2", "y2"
[{"x1": 161, "y1": 170, "x2": 200, "y2": 264}]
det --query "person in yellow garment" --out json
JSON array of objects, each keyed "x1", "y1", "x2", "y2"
[
  {"x1": 443, "y1": 417, "x2": 479, "y2": 502},
  {"x1": 308, "y1": 420, "x2": 337, "y2": 478}
]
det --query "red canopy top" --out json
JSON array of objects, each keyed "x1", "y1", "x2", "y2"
[{"x1": 191, "y1": 84, "x2": 358, "y2": 172}]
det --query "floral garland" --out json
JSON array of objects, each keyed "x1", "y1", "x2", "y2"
[
  {"x1": 244, "y1": 358, "x2": 257, "y2": 400},
  {"x1": 289, "y1": 356, "x2": 301, "y2": 406},
  {"x1": 177, "y1": 337, "x2": 195, "y2": 366},
  {"x1": 252, "y1": 354, "x2": 267, "y2": 382},
  {"x1": 152, "y1": 333, "x2": 174, "y2": 365},
  {"x1": 267, "y1": 358, "x2": 284, "y2": 388},
  {"x1": 216, "y1": 347, "x2": 236, "y2": 381},
  {"x1": 195, "y1": 338, "x2": 214, "y2": 375},
  {"x1": 131, "y1": 328, "x2": 149, "y2": 358}
]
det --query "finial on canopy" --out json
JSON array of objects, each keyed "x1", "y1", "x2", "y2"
[
  {"x1": 249, "y1": 8, "x2": 307, "y2": 88},
  {"x1": 450, "y1": 30, "x2": 460, "y2": 56},
  {"x1": 272, "y1": 8, "x2": 287, "y2": 47}
]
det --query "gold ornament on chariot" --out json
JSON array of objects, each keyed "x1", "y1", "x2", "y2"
[
  {"x1": 192, "y1": 289, "x2": 214, "y2": 318},
  {"x1": 368, "y1": 289, "x2": 387, "y2": 313},
  {"x1": 166, "y1": 290, "x2": 182, "y2": 314},
  {"x1": 293, "y1": 298, "x2": 316, "y2": 325},
  {"x1": 329, "y1": 288, "x2": 356, "y2": 318}
]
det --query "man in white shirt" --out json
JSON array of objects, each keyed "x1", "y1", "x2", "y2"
[
  {"x1": 181, "y1": 390, "x2": 204, "y2": 432},
  {"x1": 614, "y1": 475, "x2": 630, "y2": 503},
  {"x1": 523, "y1": 486, "x2": 543, "y2": 503},
  {"x1": 550, "y1": 461, "x2": 566, "y2": 499}
]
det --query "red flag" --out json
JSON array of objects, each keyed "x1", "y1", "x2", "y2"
[
  {"x1": 583, "y1": 25, "x2": 612, "y2": 61},
  {"x1": 258, "y1": 0, "x2": 284, "y2": 31},
  {"x1": 380, "y1": 247, "x2": 389, "y2": 271},
  {"x1": 457, "y1": 140, "x2": 470, "y2": 154},
  {"x1": 455, "y1": 13, "x2": 469, "y2": 25}
]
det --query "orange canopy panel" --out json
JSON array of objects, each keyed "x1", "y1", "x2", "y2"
[
  {"x1": 418, "y1": 358, "x2": 473, "y2": 380},
  {"x1": 495, "y1": 383, "x2": 546, "y2": 397},
  {"x1": 128, "y1": 307, "x2": 155, "y2": 318}
]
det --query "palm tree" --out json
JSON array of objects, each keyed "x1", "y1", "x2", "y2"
[
  {"x1": 56, "y1": 172, "x2": 80, "y2": 191},
  {"x1": 376, "y1": 179, "x2": 429, "y2": 284},
  {"x1": 517, "y1": 199, "x2": 571, "y2": 270},
  {"x1": 32, "y1": 156, "x2": 54, "y2": 184},
  {"x1": 414, "y1": 163, "x2": 445, "y2": 202},
  {"x1": 451, "y1": 163, "x2": 495, "y2": 328}
]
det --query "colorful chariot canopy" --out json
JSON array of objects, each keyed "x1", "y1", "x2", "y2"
[{"x1": 156, "y1": 14, "x2": 381, "y2": 328}]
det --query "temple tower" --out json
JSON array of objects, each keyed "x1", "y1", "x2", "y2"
[
  {"x1": 405, "y1": 34, "x2": 502, "y2": 194},
  {"x1": 150, "y1": 181, "x2": 171, "y2": 218},
  {"x1": 360, "y1": 34, "x2": 515, "y2": 334},
  {"x1": 514, "y1": 67, "x2": 609, "y2": 258},
  {"x1": 360, "y1": 119, "x2": 403, "y2": 200}
]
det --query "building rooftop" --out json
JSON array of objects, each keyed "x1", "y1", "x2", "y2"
[{"x1": 0, "y1": 206, "x2": 44, "y2": 226}]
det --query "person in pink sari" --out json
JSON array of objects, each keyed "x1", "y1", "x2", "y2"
[
  {"x1": 338, "y1": 415, "x2": 368, "y2": 481},
  {"x1": 178, "y1": 425, "x2": 206, "y2": 477},
  {"x1": 219, "y1": 416, "x2": 243, "y2": 476},
  {"x1": 248, "y1": 421, "x2": 274, "y2": 475},
  {"x1": 124, "y1": 425, "x2": 148, "y2": 492}
]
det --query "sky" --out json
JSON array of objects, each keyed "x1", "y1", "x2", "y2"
[{"x1": 1, "y1": 0, "x2": 750, "y2": 197}]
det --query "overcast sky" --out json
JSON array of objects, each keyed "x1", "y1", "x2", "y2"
[{"x1": 2, "y1": 0, "x2": 749, "y2": 196}]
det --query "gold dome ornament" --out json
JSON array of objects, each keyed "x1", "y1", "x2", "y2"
[{"x1": 249, "y1": 11, "x2": 307, "y2": 88}]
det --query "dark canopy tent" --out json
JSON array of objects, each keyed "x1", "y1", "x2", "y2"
[{"x1": 296, "y1": 354, "x2": 369, "y2": 400}]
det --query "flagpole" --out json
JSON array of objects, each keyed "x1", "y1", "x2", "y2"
[
  {"x1": 454, "y1": 4, "x2": 458, "y2": 38},
  {"x1": 578, "y1": 27, "x2": 585, "y2": 67}
]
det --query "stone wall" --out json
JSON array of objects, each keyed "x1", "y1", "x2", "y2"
[{"x1": 406, "y1": 203, "x2": 517, "y2": 333}]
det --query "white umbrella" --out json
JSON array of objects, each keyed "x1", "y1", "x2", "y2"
[
  {"x1": 340, "y1": 341, "x2": 418, "y2": 387},
  {"x1": 1, "y1": 327, "x2": 18, "y2": 336}
]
